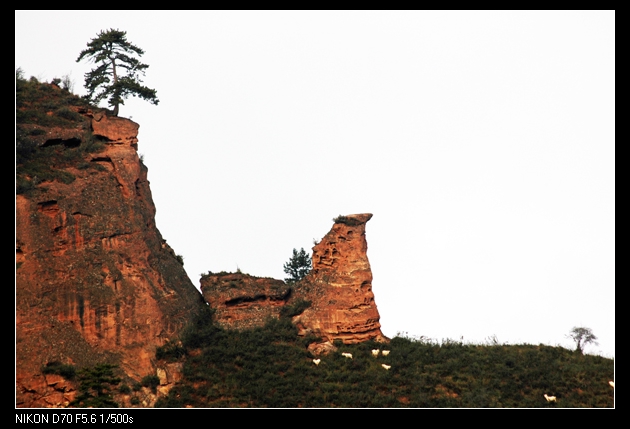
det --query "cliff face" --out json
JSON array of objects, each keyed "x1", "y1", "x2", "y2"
[
  {"x1": 16, "y1": 97, "x2": 206, "y2": 407},
  {"x1": 293, "y1": 214, "x2": 387, "y2": 352}
]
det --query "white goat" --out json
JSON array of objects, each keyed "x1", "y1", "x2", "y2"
[
  {"x1": 609, "y1": 380, "x2": 614, "y2": 388},
  {"x1": 381, "y1": 350, "x2": 390, "y2": 356},
  {"x1": 544, "y1": 394, "x2": 557, "y2": 403},
  {"x1": 371, "y1": 349, "x2": 380, "y2": 357},
  {"x1": 312, "y1": 359, "x2": 321, "y2": 365},
  {"x1": 381, "y1": 364, "x2": 391, "y2": 370},
  {"x1": 341, "y1": 352, "x2": 353, "y2": 359}
]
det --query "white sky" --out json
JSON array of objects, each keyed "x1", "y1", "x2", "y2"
[{"x1": 16, "y1": 11, "x2": 615, "y2": 358}]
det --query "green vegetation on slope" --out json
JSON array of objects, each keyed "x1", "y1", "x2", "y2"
[
  {"x1": 15, "y1": 70, "x2": 107, "y2": 195},
  {"x1": 156, "y1": 307, "x2": 614, "y2": 408},
  {"x1": 42, "y1": 362, "x2": 126, "y2": 408}
]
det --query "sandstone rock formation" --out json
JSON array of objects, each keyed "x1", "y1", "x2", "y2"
[
  {"x1": 293, "y1": 214, "x2": 388, "y2": 352},
  {"x1": 199, "y1": 214, "x2": 387, "y2": 352},
  {"x1": 200, "y1": 272, "x2": 291, "y2": 330},
  {"x1": 16, "y1": 103, "x2": 206, "y2": 407}
]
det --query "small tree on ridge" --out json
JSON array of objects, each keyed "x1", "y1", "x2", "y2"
[
  {"x1": 283, "y1": 248, "x2": 312, "y2": 284},
  {"x1": 567, "y1": 326, "x2": 598, "y2": 354}
]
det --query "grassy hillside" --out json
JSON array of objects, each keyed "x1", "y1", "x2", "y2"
[{"x1": 155, "y1": 306, "x2": 614, "y2": 408}]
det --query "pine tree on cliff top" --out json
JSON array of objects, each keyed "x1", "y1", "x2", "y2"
[{"x1": 76, "y1": 28, "x2": 159, "y2": 116}]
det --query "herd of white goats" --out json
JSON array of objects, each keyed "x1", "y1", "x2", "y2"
[
  {"x1": 312, "y1": 350, "x2": 615, "y2": 404},
  {"x1": 312, "y1": 349, "x2": 390, "y2": 370}
]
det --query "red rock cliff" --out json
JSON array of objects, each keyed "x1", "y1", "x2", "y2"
[{"x1": 16, "y1": 103, "x2": 206, "y2": 407}]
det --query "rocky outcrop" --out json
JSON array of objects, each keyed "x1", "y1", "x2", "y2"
[
  {"x1": 16, "y1": 106, "x2": 206, "y2": 407},
  {"x1": 293, "y1": 214, "x2": 388, "y2": 351},
  {"x1": 200, "y1": 272, "x2": 291, "y2": 330},
  {"x1": 198, "y1": 214, "x2": 387, "y2": 351}
]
